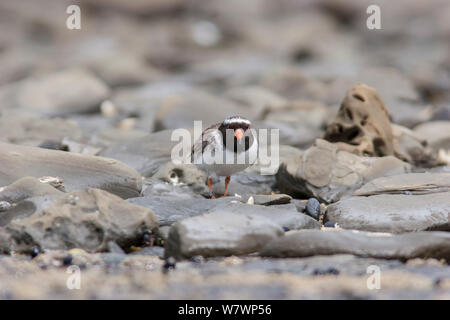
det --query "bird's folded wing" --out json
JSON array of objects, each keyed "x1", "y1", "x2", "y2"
[{"x1": 190, "y1": 123, "x2": 222, "y2": 163}]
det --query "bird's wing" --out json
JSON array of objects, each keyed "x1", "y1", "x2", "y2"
[{"x1": 190, "y1": 122, "x2": 222, "y2": 163}]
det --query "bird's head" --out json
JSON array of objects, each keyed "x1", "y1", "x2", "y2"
[{"x1": 219, "y1": 116, "x2": 252, "y2": 151}]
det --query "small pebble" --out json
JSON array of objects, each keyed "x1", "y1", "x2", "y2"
[
  {"x1": 191, "y1": 255, "x2": 205, "y2": 264},
  {"x1": 30, "y1": 247, "x2": 40, "y2": 258},
  {"x1": 38, "y1": 140, "x2": 69, "y2": 151},
  {"x1": 163, "y1": 257, "x2": 176, "y2": 273},
  {"x1": 305, "y1": 198, "x2": 321, "y2": 220},
  {"x1": 142, "y1": 232, "x2": 155, "y2": 246},
  {"x1": 62, "y1": 254, "x2": 73, "y2": 266},
  {"x1": 0, "y1": 201, "x2": 11, "y2": 212},
  {"x1": 324, "y1": 221, "x2": 336, "y2": 228},
  {"x1": 312, "y1": 267, "x2": 340, "y2": 276}
]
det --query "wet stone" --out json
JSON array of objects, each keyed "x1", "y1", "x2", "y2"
[{"x1": 326, "y1": 192, "x2": 450, "y2": 233}]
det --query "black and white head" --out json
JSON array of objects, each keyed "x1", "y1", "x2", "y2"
[{"x1": 218, "y1": 116, "x2": 254, "y2": 152}]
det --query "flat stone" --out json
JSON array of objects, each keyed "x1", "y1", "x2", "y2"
[
  {"x1": 127, "y1": 196, "x2": 237, "y2": 226},
  {"x1": 209, "y1": 202, "x2": 321, "y2": 231},
  {"x1": 325, "y1": 192, "x2": 450, "y2": 233},
  {"x1": 261, "y1": 229, "x2": 450, "y2": 260},
  {"x1": 0, "y1": 142, "x2": 142, "y2": 199},
  {"x1": 165, "y1": 211, "x2": 284, "y2": 259},
  {"x1": 353, "y1": 173, "x2": 450, "y2": 196}
]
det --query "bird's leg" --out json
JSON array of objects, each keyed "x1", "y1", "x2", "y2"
[
  {"x1": 208, "y1": 177, "x2": 215, "y2": 199},
  {"x1": 223, "y1": 176, "x2": 231, "y2": 197}
]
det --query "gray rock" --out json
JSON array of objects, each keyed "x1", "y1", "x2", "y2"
[
  {"x1": 2, "y1": 188, "x2": 159, "y2": 253},
  {"x1": 209, "y1": 202, "x2": 321, "y2": 231},
  {"x1": 127, "y1": 196, "x2": 237, "y2": 226},
  {"x1": 165, "y1": 211, "x2": 284, "y2": 259},
  {"x1": 0, "y1": 142, "x2": 142, "y2": 199},
  {"x1": 0, "y1": 176, "x2": 64, "y2": 203},
  {"x1": 276, "y1": 139, "x2": 411, "y2": 203},
  {"x1": 353, "y1": 173, "x2": 450, "y2": 196},
  {"x1": 325, "y1": 192, "x2": 450, "y2": 233},
  {"x1": 0, "y1": 201, "x2": 11, "y2": 211},
  {"x1": 305, "y1": 198, "x2": 321, "y2": 220},
  {"x1": 324, "y1": 221, "x2": 336, "y2": 228},
  {"x1": 261, "y1": 230, "x2": 450, "y2": 261},
  {"x1": 0, "y1": 69, "x2": 110, "y2": 115}
]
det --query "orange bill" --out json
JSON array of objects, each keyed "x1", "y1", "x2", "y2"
[{"x1": 234, "y1": 128, "x2": 244, "y2": 140}]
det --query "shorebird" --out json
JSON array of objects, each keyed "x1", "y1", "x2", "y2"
[{"x1": 190, "y1": 116, "x2": 258, "y2": 198}]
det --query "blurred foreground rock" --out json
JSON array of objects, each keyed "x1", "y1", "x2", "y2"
[
  {"x1": 261, "y1": 230, "x2": 450, "y2": 260},
  {"x1": 165, "y1": 211, "x2": 283, "y2": 260},
  {"x1": 1, "y1": 188, "x2": 158, "y2": 253}
]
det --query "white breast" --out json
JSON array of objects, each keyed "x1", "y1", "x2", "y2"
[{"x1": 195, "y1": 133, "x2": 258, "y2": 177}]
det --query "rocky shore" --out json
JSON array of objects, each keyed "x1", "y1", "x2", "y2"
[{"x1": 0, "y1": 0, "x2": 449, "y2": 299}]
